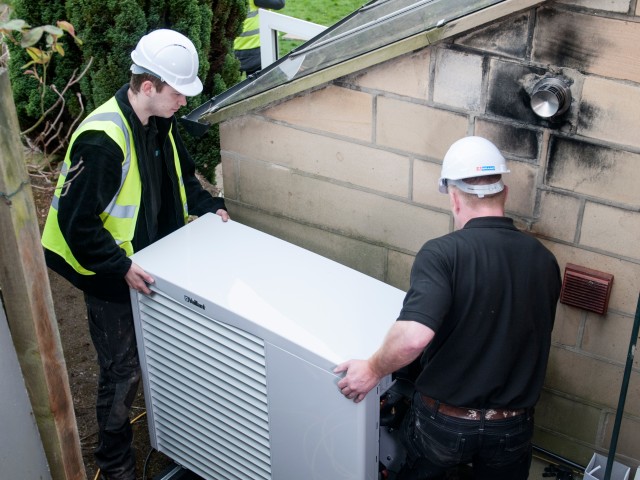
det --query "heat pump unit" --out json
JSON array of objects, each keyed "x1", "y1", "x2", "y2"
[{"x1": 130, "y1": 213, "x2": 407, "y2": 479}]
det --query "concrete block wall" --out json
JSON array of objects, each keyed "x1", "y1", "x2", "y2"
[{"x1": 219, "y1": 0, "x2": 640, "y2": 468}]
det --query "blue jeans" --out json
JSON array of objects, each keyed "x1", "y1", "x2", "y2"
[
  {"x1": 398, "y1": 391, "x2": 533, "y2": 480},
  {"x1": 85, "y1": 294, "x2": 140, "y2": 480}
]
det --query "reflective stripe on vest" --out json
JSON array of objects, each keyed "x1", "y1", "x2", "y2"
[
  {"x1": 51, "y1": 111, "x2": 134, "y2": 220},
  {"x1": 42, "y1": 97, "x2": 188, "y2": 275},
  {"x1": 169, "y1": 123, "x2": 189, "y2": 218},
  {"x1": 234, "y1": 2, "x2": 261, "y2": 50}
]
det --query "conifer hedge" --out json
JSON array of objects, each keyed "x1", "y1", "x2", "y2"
[{"x1": 9, "y1": 0, "x2": 244, "y2": 183}]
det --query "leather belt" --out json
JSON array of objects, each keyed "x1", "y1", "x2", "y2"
[{"x1": 420, "y1": 394, "x2": 526, "y2": 421}]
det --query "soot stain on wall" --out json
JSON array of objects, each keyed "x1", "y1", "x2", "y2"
[
  {"x1": 547, "y1": 136, "x2": 615, "y2": 186},
  {"x1": 455, "y1": 13, "x2": 530, "y2": 59},
  {"x1": 577, "y1": 101, "x2": 600, "y2": 133},
  {"x1": 486, "y1": 61, "x2": 546, "y2": 124},
  {"x1": 533, "y1": 7, "x2": 596, "y2": 73},
  {"x1": 479, "y1": 121, "x2": 539, "y2": 161}
]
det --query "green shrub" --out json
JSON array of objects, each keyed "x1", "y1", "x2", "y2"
[
  {"x1": 180, "y1": 0, "x2": 244, "y2": 183},
  {"x1": 65, "y1": 0, "x2": 147, "y2": 111}
]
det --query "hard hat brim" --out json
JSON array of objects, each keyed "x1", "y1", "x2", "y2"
[
  {"x1": 447, "y1": 178, "x2": 505, "y2": 197},
  {"x1": 168, "y1": 77, "x2": 203, "y2": 97},
  {"x1": 131, "y1": 63, "x2": 204, "y2": 97}
]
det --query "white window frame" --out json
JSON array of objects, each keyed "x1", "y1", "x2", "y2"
[{"x1": 258, "y1": 9, "x2": 327, "y2": 70}]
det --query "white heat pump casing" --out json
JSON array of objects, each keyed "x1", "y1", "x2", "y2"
[{"x1": 130, "y1": 213, "x2": 406, "y2": 479}]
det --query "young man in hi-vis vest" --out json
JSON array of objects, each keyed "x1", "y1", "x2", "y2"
[{"x1": 42, "y1": 29, "x2": 229, "y2": 480}]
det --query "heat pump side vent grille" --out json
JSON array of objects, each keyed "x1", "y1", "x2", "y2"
[
  {"x1": 151, "y1": 390, "x2": 271, "y2": 459},
  {"x1": 143, "y1": 338, "x2": 267, "y2": 415},
  {"x1": 137, "y1": 290, "x2": 271, "y2": 479},
  {"x1": 153, "y1": 414, "x2": 271, "y2": 479},
  {"x1": 144, "y1": 346, "x2": 270, "y2": 435},
  {"x1": 139, "y1": 294, "x2": 268, "y2": 403},
  {"x1": 141, "y1": 317, "x2": 268, "y2": 400},
  {"x1": 152, "y1": 405, "x2": 271, "y2": 478},
  {"x1": 141, "y1": 294, "x2": 265, "y2": 361}
]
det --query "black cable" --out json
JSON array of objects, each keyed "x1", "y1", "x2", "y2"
[
  {"x1": 533, "y1": 444, "x2": 585, "y2": 473},
  {"x1": 142, "y1": 446, "x2": 155, "y2": 480},
  {"x1": 542, "y1": 463, "x2": 575, "y2": 479}
]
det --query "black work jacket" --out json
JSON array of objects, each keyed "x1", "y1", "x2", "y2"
[{"x1": 45, "y1": 84, "x2": 226, "y2": 301}]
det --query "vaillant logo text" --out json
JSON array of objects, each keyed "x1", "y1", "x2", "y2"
[{"x1": 184, "y1": 295, "x2": 206, "y2": 310}]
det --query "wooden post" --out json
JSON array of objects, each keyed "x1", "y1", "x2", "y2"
[{"x1": 0, "y1": 68, "x2": 85, "y2": 479}]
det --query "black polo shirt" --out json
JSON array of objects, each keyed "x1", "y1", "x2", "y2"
[{"x1": 398, "y1": 216, "x2": 561, "y2": 409}]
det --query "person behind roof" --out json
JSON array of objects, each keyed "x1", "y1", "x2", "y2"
[{"x1": 234, "y1": 0, "x2": 286, "y2": 76}]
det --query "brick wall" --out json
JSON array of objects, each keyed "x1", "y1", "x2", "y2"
[{"x1": 219, "y1": 0, "x2": 640, "y2": 467}]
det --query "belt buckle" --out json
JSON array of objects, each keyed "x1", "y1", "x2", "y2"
[
  {"x1": 484, "y1": 409, "x2": 499, "y2": 420},
  {"x1": 459, "y1": 408, "x2": 481, "y2": 420}
]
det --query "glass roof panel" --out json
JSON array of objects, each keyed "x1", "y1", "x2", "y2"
[{"x1": 185, "y1": 0, "x2": 503, "y2": 125}]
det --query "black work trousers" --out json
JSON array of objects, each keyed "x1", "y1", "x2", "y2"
[
  {"x1": 234, "y1": 47, "x2": 261, "y2": 75},
  {"x1": 398, "y1": 392, "x2": 533, "y2": 480},
  {"x1": 85, "y1": 294, "x2": 141, "y2": 480}
]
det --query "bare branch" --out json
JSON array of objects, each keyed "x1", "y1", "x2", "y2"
[
  {"x1": 22, "y1": 57, "x2": 92, "y2": 166},
  {"x1": 57, "y1": 160, "x2": 84, "y2": 197},
  {"x1": 49, "y1": 92, "x2": 85, "y2": 157},
  {"x1": 28, "y1": 159, "x2": 86, "y2": 195}
]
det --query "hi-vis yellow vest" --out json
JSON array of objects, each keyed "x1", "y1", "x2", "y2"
[
  {"x1": 234, "y1": 1, "x2": 261, "y2": 50},
  {"x1": 42, "y1": 97, "x2": 188, "y2": 276}
]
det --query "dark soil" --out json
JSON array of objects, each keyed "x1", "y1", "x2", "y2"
[{"x1": 31, "y1": 172, "x2": 219, "y2": 480}]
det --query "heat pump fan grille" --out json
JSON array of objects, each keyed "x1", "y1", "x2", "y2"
[{"x1": 137, "y1": 289, "x2": 272, "y2": 480}]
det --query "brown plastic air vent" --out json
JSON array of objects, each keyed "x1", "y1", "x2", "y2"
[{"x1": 559, "y1": 263, "x2": 613, "y2": 315}]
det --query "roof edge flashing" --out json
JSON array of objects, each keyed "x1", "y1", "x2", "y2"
[
  {"x1": 200, "y1": 31, "x2": 435, "y2": 125},
  {"x1": 198, "y1": 0, "x2": 548, "y2": 125}
]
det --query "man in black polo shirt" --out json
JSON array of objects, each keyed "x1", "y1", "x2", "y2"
[{"x1": 335, "y1": 136, "x2": 561, "y2": 480}]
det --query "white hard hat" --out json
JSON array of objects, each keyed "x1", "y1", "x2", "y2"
[
  {"x1": 438, "y1": 136, "x2": 510, "y2": 197},
  {"x1": 131, "y1": 29, "x2": 203, "y2": 97}
]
